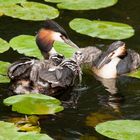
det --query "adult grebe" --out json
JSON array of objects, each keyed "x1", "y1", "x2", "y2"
[
  {"x1": 74, "y1": 41, "x2": 140, "y2": 78},
  {"x1": 8, "y1": 20, "x2": 80, "y2": 95}
]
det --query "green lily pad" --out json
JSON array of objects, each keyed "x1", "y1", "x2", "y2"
[
  {"x1": 10, "y1": 35, "x2": 77, "y2": 58},
  {"x1": 9, "y1": 35, "x2": 42, "y2": 59},
  {"x1": 45, "y1": 0, "x2": 118, "y2": 10},
  {"x1": 0, "y1": 0, "x2": 26, "y2": 5},
  {"x1": 0, "y1": 38, "x2": 10, "y2": 53},
  {"x1": 127, "y1": 69, "x2": 140, "y2": 79},
  {"x1": 0, "y1": 2, "x2": 59, "y2": 21},
  {"x1": 69, "y1": 18, "x2": 134, "y2": 40},
  {"x1": 0, "y1": 61, "x2": 10, "y2": 83},
  {"x1": 0, "y1": 75, "x2": 10, "y2": 83},
  {"x1": 54, "y1": 41, "x2": 78, "y2": 58},
  {"x1": 95, "y1": 120, "x2": 140, "y2": 140},
  {"x1": 0, "y1": 121, "x2": 52, "y2": 140},
  {"x1": 0, "y1": 61, "x2": 10, "y2": 75},
  {"x1": 3, "y1": 94, "x2": 64, "y2": 115}
]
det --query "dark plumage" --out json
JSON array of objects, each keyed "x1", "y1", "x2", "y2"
[
  {"x1": 8, "y1": 19, "x2": 80, "y2": 95},
  {"x1": 74, "y1": 41, "x2": 140, "y2": 78}
]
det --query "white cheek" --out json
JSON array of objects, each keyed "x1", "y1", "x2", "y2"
[{"x1": 52, "y1": 32, "x2": 64, "y2": 42}]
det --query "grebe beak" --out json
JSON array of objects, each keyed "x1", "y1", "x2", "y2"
[{"x1": 63, "y1": 38, "x2": 79, "y2": 49}]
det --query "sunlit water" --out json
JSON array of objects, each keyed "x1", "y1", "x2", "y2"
[{"x1": 0, "y1": 0, "x2": 140, "y2": 139}]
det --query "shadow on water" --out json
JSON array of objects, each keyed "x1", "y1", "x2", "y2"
[{"x1": 0, "y1": 0, "x2": 140, "y2": 139}]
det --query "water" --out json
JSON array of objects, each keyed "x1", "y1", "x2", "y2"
[{"x1": 0, "y1": 0, "x2": 140, "y2": 139}]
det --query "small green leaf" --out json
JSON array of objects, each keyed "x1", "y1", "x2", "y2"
[
  {"x1": 0, "y1": 61, "x2": 10, "y2": 83},
  {"x1": 0, "y1": 0, "x2": 26, "y2": 5},
  {"x1": 69, "y1": 18, "x2": 134, "y2": 40},
  {"x1": 0, "y1": 121, "x2": 52, "y2": 140},
  {"x1": 45, "y1": 0, "x2": 118, "y2": 10},
  {"x1": 127, "y1": 69, "x2": 140, "y2": 79},
  {"x1": 9, "y1": 35, "x2": 42, "y2": 59},
  {"x1": 95, "y1": 120, "x2": 140, "y2": 140},
  {"x1": 0, "y1": 2, "x2": 59, "y2": 21},
  {"x1": 54, "y1": 41, "x2": 78, "y2": 58},
  {"x1": 0, "y1": 38, "x2": 10, "y2": 53},
  {"x1": 0, "y1": 75, "x2": 10, "y2": 83},
  {"x1": 0, "y1": 61, "x2": 10, "y2": 75},
  {"x1": 4, "y1": 94, "x2": 64, "y2": 115}
]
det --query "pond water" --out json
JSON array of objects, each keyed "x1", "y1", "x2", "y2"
[{"x1": 0, "y1": 0, "x2": 140, "y2": 139}]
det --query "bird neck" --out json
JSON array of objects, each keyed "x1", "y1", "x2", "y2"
[{"x1": 36, "y1": 29, "x2": 57, "y2": 59}]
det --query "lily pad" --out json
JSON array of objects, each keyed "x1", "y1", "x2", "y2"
[
  {"x1": 127, "y1": 69, "x2": 140, "y2": 79},
  {"x1": 54, "y1": 41, "x2": 78, "y2": 58},
  {"x1": 69, "y1": 18, "x2": 134, "y2": 40},
  {"x1": 0, "y1": 38, "x2": 10, "y2": 53},
  {"x1": 10, "y1": 35, "x2": 77, "y2": 58},
  {"x1": 9, "y1": 35, "x2": 42, "y2": 59},
  {"x1": 0, "y1": 61, "x2": 10, "y2": 75},
  {"x1": 3, "y1": 94, "x2": 64, "y2": 115},
  {"x1": 0, "y1": 61, "x2": 10, "y2": 83},
  {"x1": 0, "y1": 121, "x2": 52, "y2": 140},
  {"x1": 45, "y1": 0, "x2": 118, "y2": 10},
  {"x1": 0, "y1": 0, "x2": 26, "y2": 5},
  {"x1": 0, "y1": 75, "x2": 10, "y2": 83},
  {"x1": 0, "y1": 2, "x2": 59, "y2": 21},
  {"x1": 95, "y1": 120, "x2": 140, "y2": 140},
  {"x1": 9, "y1": 116, "x2": 40, "y2": 132}
]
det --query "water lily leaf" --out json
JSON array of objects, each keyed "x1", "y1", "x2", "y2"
[
  {"x1": 0, "y1": 61, "x2": 10, "y2": 83},
  {"x1": 0, "y1": 61, "x2": 10, "y2": 75},
  {"x1": 45, "y1": 0, "x2": 118, "y2": 10},
  {"x1": 9, "y1": 35, "x2": 42, "y2": 59},
  {"x1": 69, "y1": 18, "x2": 134, "y2": 40},
  {"x1": 0, "y1": 75, "x2": 10, "y2": 83},
  {"x1": 10, "y1": 35, "x2": 77, "y2": 58},
  {"x1": 54, "y1": 41, "x2": 78, "y2": 58},
  {"x1": 0, "y1": 121, "x2": 52, "y2": 140},
  {"x1": 3, "y1": 94, "x2": 64, "y2": 115},
  {"x1": 0, "y1": 0, "x2": 26, "y2": 5},
  {"x1": 95, "y1": 120, "x2": 140, "y2": 140},
  {"x1": 0, "y1": 2, "x2": 59, "y2": 21},
  {"x1": 9, "y1": 116, "x2": 40, "y2": 132},
  {"x1": 0, "y1": 38, "x2": 10, "y2": 53},
  {"x1": 127, "y1": 69, "x2": 140, "y2": 79}
]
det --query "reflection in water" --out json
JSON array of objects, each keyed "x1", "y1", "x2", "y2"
[
  {"x1": 58, "y1": 85, "x2": 89, "y2": 109},
  {"x1": 94, "y1": 75, "x2": 123, "y2": 112}
]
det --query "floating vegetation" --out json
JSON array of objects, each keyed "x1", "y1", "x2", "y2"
[
  {"x1": 95, "y1": 120, "x2": 140, "y2": 140},
  {"x1": 0, "y1": 38, "x2": 10, "y2": 53},
  {"x1": 69, "y1": 18, "x2": 135, "y2": 40},
  {"x1": 0, "y1": 1, "x2": 59, "y2": 21},
  {"x1": 45, "y1": 0, "x2": 118, "y2": 10},
  {"x1": 4, "y1": 94, "x2": 64, "y2": 115},
  {"x1": 0, "y1": 61, "x2": 10, "y2": 83},
  {"x1": 0, "y1": 121, "x2": 52, "y2": 140}
]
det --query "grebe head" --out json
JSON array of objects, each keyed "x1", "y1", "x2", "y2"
[
  {"x1": 96, "y1": 41, "x2": 126, "y2": 69},
  {"x1": 36, "y1": 20, "x2": 79, "y2": 59}
]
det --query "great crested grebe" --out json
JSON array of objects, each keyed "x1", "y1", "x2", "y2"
[
  {"x1": 74, "y1": 41, "x2": 140, "y2": 79},
  {"x1": 36, "y1": 20, "x2": 79, "y2": 59},
  {"x1": 8, "y1": 20, "x2": 80, "y2": 95}
]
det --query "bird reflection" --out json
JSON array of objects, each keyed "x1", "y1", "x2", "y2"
[{"x1": 95, "y1": 75, "x2": 123, "y2": 112}]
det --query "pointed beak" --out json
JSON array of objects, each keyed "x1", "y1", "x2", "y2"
[
  {"x1": 96, "y1": 54, "x2": 112, "y2": 69},
  {"x1": 64, "y1": 38, "x2": 79, "y2": 49}
]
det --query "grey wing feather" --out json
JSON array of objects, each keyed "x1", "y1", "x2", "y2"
[
  {"x1": 39, "y1": 66, "x2": 75, "y2": 88},
  {"x1": 8, "y1": 58, "x2": 36, "y2": 80}
]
